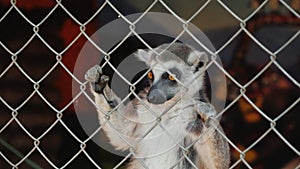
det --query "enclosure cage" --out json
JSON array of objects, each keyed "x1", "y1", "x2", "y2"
[{"x1": 0, "y1": 0, "x2": 299, "y2": 169}]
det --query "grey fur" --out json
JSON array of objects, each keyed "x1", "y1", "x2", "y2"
[
  {"x1": 155, "y1": 43, "x2": 193, "y2": 64},
  {"x1": 85, "y1": 43, "x2": 230, "y2": 169}
]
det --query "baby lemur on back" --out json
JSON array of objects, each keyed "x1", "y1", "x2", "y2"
[{"x1": 85, "y1": 43, "x2": 230, "y2": 169}]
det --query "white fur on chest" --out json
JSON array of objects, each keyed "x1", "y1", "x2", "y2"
[{"x1": 130, "y1": 101, "x2": 196, "y2": 168}]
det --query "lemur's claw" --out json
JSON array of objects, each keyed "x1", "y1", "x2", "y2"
[{"x1": 85, "y1": 65, "x2": 109, "y2": 93}]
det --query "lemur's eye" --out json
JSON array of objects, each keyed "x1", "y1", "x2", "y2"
[
  {"x1": 168, "y1": 74, "x2": 175, "y2": 81},
  {"x1": 147, "y1": 71, "x2": 153, "y2": 80}
]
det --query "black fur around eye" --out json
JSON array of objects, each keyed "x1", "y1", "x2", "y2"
[
  {"x1": 198, "y1": 62, "x2": 204, "y2": 68},
  {"x1": 161, "y1": 72, "x2": 168, "y2": 79},
  {"x1": 195, "y1": 62, "x2": 204, "y2": 72},
  {"x1": 162, "y1": 72, "x2": 177, "y2": 83}
]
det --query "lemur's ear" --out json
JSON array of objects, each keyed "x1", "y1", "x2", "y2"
[
  {"x1": 187, "y1": 51, "x2": 208, "y2": 72},
  {"x1": 135, "y1": 49, "x2": 153, "y2": 64}
]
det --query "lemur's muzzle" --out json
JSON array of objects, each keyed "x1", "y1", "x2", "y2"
[{"x1": 147, "y1": 89, "x2": 167, "y2": 104}]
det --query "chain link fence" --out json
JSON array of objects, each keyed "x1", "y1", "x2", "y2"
[{"x1": 0, "y1": 0, "x2": 299, "y2": 169}]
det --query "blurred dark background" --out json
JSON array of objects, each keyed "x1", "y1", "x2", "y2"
[{"x1": 0, "y1": 0, "x2": 299, "y2": 168}]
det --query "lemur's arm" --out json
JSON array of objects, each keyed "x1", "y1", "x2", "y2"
[
  {"x1": 192, "y1": 102, "x2": 230, "y2": 169},
  {"x1": 85, "y1": 65, "x2": 137, "y2": 151}
]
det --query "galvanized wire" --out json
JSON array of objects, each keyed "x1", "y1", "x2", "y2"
[{"x1": 0, "y1": 0, "x2": 299, "y2": 168}]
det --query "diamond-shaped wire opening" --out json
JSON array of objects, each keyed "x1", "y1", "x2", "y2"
[
  {"x1": 252, "y1": 66, "x2": 299, "y2": 118},
  {"x1": 226, "y1": 41, "x2": 271, "y2": 85},
  {"x1": 38, "y1": 60, "x2": 78, "y2": 112},
  {"x1": 16, "y1": 39, "x2": 57, "y2": 81},
  {"x1": 0, "y1": 8, "x2": 33, "y2": 53},
  {"x1": 36, "y1": 121, "x2": 84, "y2": 168},
  {"x1": 37, "y1": 7, "x2": 82, "y2": 53},
  {"x1": 0, "y1": 66, "x2": 34, "y2": 108},
  {"x1": 222, "y1": 97, "x2": 269, "y2": 140},
  {"x1": 206, "y1": 26, "x2": 243, "y2": 56},
  {"x1": 17, "y1": 94, "x2": 57, "y2": 137},
  {"x1": 0, "y1": 121, "x2": 35, "y2": 165}
]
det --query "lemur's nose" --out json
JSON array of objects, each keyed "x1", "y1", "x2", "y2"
[{"x1": 147, "y1": 89, "x2": 167, "y2": 104}]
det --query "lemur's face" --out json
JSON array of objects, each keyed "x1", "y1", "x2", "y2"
[
  {"x1": 146, "y1": 61, "x2": 185, "y2": 104},
  {"x1": 136, "y1": 43, "x2": 208, "y2": 105}
]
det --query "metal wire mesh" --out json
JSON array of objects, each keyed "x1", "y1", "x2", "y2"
[{"x1": 0, "y1": 0, "x2": 299, "y2": 169}]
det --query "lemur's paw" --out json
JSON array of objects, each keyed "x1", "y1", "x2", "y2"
[
  {"x1": 85, "y1": 65, "x2": 109, "y2": 93},
  {"x1": 196, "y1": 102, "x2": 217, "y2": 125}
]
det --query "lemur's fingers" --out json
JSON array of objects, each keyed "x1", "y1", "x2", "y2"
[
  {"x1": 95, "y1": 74, "x2": 108, "y2": 91},
  {"x1": 85, "y1": 65, "x2": 109, "y2": 93},
  {"x1": 196, "y1": 102, "x2": 217, "y2": 124}
]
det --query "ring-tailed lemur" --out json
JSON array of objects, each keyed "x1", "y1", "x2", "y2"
[{"x1": 85, "y1": 43, "x2": 230, "y2": 169}]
